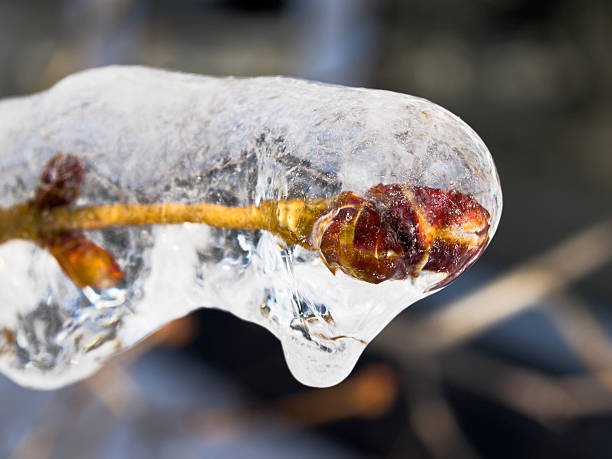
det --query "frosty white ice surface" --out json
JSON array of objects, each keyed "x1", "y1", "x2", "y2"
[{"x1": 0, "y1": 66, "x2": 502, "y2": 389}]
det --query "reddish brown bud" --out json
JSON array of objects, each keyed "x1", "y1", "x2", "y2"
[
  {"x1": 311, "y1": 192, "x2": 403, "y2": 284},
  {"x1": 366, "y1": 184, "x2": 490, "y2": 289},
  {"x1": 310, "y1": 185, "x2": 490, "y2": 287},
  {"x1": 411, "y1": 186, "x2": 490, "y2": 288},
  {"x1": 35, "y1": 153, "x2": 84, "y2": 208}
]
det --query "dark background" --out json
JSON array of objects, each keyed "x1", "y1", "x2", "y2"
[{"x1": 1, "y1": 1, "x2": 611, "y2": 458}]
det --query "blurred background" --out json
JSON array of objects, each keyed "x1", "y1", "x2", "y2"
[{"x1": 1, "y1": 0, "x2": 611, "y2": 458}]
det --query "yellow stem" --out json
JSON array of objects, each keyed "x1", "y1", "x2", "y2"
[
  {"x1": 0, "y1": 198, "x2": 333, "y2": 249},
  {"x1": 44, "y1": 202, "x2": 272, "y2": 232}
]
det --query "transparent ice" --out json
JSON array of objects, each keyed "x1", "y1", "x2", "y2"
[{"x1": 0, "y1": 67, "x2": 502, "y2": 389}]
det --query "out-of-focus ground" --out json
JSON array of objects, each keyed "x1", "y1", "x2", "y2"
[{"x1": 1, "y1": 1, "x2": 611, "y2": 458}]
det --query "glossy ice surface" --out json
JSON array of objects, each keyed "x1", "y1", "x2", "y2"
[{"x1": 0, "y1": 66, "x2": 501, "y2": 388}]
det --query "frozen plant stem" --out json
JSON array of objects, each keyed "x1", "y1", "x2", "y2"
[
  {"x1": 0, "y1": 198, "x2": 331, "y2": 249},
  {"x1": 0, "y1": 154, "x2": 491, "y2": 290}
]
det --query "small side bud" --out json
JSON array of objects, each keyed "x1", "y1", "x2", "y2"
[
  {"x1": 48, "y1": 232, "x2": 125, "y2": 290},
  {"x1": 34, "y1": 154, "x2": 125, "y2": 290},
  {"x1": 35, "y1": 153, "x2": 84, "y2": 208}
]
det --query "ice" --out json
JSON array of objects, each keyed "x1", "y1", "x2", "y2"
[{"x1": 0, "y1": 66, "x2": 502, "y2": 389}]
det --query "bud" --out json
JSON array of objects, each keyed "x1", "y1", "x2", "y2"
[
  {"x1": 35, "y1": 153, "x2": 84, "y2": 208},
  {"x1": 36, "y1": 154, "x2": 125, "y2": 289},
  {"x1": 310, "y1": 192, "x2": 403, "y2": 284},
  {"x1": 48, "y1": 232, "x2": 125, "y2": 290},
  {"x1": 366, "y1": 184, "x2": 490, "y2": 289}
]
